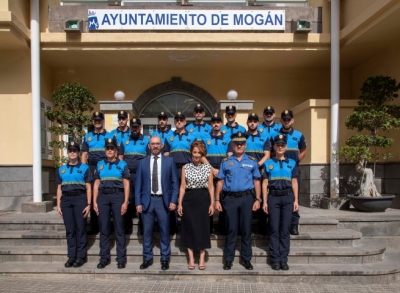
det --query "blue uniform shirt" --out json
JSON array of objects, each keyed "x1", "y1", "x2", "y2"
[
  {"x1": 122, "y1": 134, "x2": 150, "y2": 169},
  {"x1": 221, "y1": 123, "x2": 246, "y2": 136},
  {"x1": 56, "y1": 162, "x2": 91, "y2": 192},
  {"x1": 218, "y1": 154, "x2": 261, "y2": 192},
  {"x1": 278, "y1": 128, "x2": 307, "y2": 164},
  {"x1": 110, "y1": 127, "x2": 131, "y2": 146},
  {"x1": 244, "y1": 132, "x2": 271, "y2": 162},
  {"x1": 151, "y1": 128, "x2": 174, "y2": 144},
  {"x1": 204, "y1": 133, "x2": 230, "y2": 168},
  {"x1": 94, "y1": 159, "x2": 130, "y2": 189},
  {"x1": 81, "y1": 130, "x2": 115, "y2": 163},
  {"x1": 186, "y1": 122, "x2": 212, "y2": 142},
  {"x1": 164, "y1": 131, "x2": 198, "y2": 165},
  {"x1": 258, "y1": 122, "x2": 282, "y2": 141},
  {"x1": 263, "y1": 158, "x2": 299, "y2": 190}
]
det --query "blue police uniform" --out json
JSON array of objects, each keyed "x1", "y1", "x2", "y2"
[
  {"x1": 56, "y1": 160, "x2": 91, "y2": 264},
  {"x1": 258, "y1": 121, "x2": 282, "y2": 141},
  {"x1": 151, "y1": 128, "x2": 174, "y2": 144},
  {"x1": 94, "y1": 156, "x2": 130, "y2": 265},
  {"x1": 245, "y1": 132, "x2": 271, "y2": 162},
  {"x1": 204, "y1": 133, "x2": 230, "y2": 169},
  {"x1": 110, "y1": 127, "x2": 131, "y2": 146},
  {"x1": 221, "y1": 123, "x2": 246, "y2": 136},
  {"x1": 164, "y1": 131, "x2": 197, "y2": 169},
  {"x1": 264, "y1": 154, "x2": 299, "y2": 267},
  {"x1": 185, "y1": 121, "x2": 212, "y2": 142},
  {"x1": 218, "y1": 149, "x2": 261, "y2": 263}
]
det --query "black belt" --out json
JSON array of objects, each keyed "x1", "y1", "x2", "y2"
[
  {"x1": 63, "y1": 190, "x2": 85, "y2": 196},
  {"x1": 100, "y1": 188, "x2": 124, "y2": 194},
  {"x1": 151, "y1": 194, "x2": 162, "y2": 197},
  {"x1": 129, "y1": 168, "x2": 137, "y2": 173},
  {"x1": 269, "y1": 189, "x2": 292, "y2": 196},
  {"x1": 224, "y1": 190, "x2": 253, "y2": 198},
  {"x1": 176, "y1": 163, "x2": 185, "y2": 168}
]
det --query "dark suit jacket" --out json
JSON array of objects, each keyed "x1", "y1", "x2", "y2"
[{"x1": 135, "y1": 154, "x2": 179, "y2": 212}]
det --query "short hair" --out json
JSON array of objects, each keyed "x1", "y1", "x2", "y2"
[{"x1": 190, "y1": 141, "x2": 207, "y2": 157}]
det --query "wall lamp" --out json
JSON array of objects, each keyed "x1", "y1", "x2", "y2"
[
  {"x1": 291, "y1": 20, "x2": 312, "y2": 33},
  {"x1": 64, "y1": 19, "x2": 83, "y2": 33}
]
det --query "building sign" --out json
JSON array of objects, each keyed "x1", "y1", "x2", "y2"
[{"x1": 88, "y1": 9, "x2": 285, "y2": 31}]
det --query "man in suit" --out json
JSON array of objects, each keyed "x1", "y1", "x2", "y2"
[{"x1": 135, "y1": 136, "x2": 179, "y2": 271}]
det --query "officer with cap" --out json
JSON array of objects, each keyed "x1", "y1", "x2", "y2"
[
  {"x1": 82, "y1": 112, "x2": 120, "y2": 235},
  {"x1": 279, "y1": 110, "x2": 306, "y2": 235},
  {"x1": 215, "y1": 132, "x2": 262, "y2": 271},
  {"x1": 93, "y1": 137, "x2": 130, "y2": 269},
  {"x1": 163, "y1": 112, "x2": 198, "y2": 235},
  {"x1": 258, "y1": 106, "x2": 282, "y2": 142},
  {"x1": 186, "y1": 103, "x2": 212, "y2": 141},
  {"x1": 121, "y1": 118, "x2": 150, "y2": 234},
  {"x1": 56, "y1": 141, "x2": 92, "y2": 268},
  {"x1": 110, "y1": 111, "x2": 131, "y2": 146},
  {"x1": 262, "y1": 134, "x2": 299, "y2": 271},
  {"x1": 151, "y1": 111, "x2": 174, "y2": 154},
  {"x1": 220, "y1": 105, "x2": 246, "y2": 136}
]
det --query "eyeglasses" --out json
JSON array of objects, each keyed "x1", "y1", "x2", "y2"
[
  {"x1": 194, "y1": 110, "x2": 203, "y2": 114},
  {"x1": 68, "y1": 149, "x2": 78, "y2": 153},
  {"x1": 149, "y1": 143, "x2": 161, "y2": 146}
]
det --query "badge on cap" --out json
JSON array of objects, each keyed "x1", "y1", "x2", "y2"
[
  {"x1": 125, "y1": 140, "x2": 129, "y2": 145},
  {"x1": 214, "y1": 113, "x2": 218, "y2": 117},
  {"x1": 120, "y1": 111, "x2": 123, "y2": 114},
  {"x1": 197, "y1": 103, "x2": 200, "y2": 107},
  {"x1": 207, "y1": 140, "x2": 211, "y2": 145},
  {"x1": 269, "y1": 165, "x2": 274, "y2": 170},
  {"x1": 178, "y1": 111, "x2": 181, "y2": 115},
  {"x1": 95, "y1": 112, "x2": 99, "y2": 115},
  {"x1": 161, "y1": 112, "x2": 164, "y2": 115},
  {"x1": 279, "y1": 135, "x2": 283, "y2": 139},
  {"x1": 71, "y1": 142, "x2": 75, "y2": 146},
  {"x1": 108, "y1": 138, "x2": 112, "y2": 143},
  {"x1": 88, "y1": 137, "x2": 92, "y2": 142},
  {"x1": 267, "y1": 106, "x2": 271, "y2": 110},
  {"x1": 132, "y1": 118, "x2": 136, "y2": 122},
  {"x1": 229, "y1": 106, "x2": 232, "y2": 109},
  {"x1": 62, "y1": 169, "x2": 66, "y2": 174},
  {"x1": 100, "y1": 165, "x2": 104, "y2": 170},
  {"x1": 229, "y1": 162, "x2": 233, "y2": 166},
  {"x1": 285, "y1": 110, "x2": 289, "y2": 114},
  {"x1": 252, "y1": 113, "x2": 255, "y2": 116}
]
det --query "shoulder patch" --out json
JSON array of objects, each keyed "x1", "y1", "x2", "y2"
[
  {"x1": 125, "y1": 140, "x2": 129, "y2": 145},
  {"x1": 248, "y1": 156, "x2": 257, "y2": 162},
  {"x1": 222, "y1": 129, "x2": 226, "y2": 134},
  {"x1": 88, "y1": 137, "x2": 92, "y2": 142},
  {"x1": 259, "y1": 128, "x2": 264, "y2": 133},
  {"x1": 61, "y1": 169, "x2": 66, "y2": 174},
  {"x1": 222, "y1": 157, "x2": 229, "y2": 162}
]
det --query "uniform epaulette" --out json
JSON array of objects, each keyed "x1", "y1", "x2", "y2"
[
  {"x1": 222, "y1": 157, "x2": 229, "y2": 162},
  {"x1": 248, "y1": 156, "x2": 257, "y2": 162}
]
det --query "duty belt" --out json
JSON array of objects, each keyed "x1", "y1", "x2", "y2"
[
  {"x1": 63, "y1": 190, "x2": 85, "y2": 196},
  {"x1": 224, "y1": 190, "x2": 253, "y2": 198},
  {"x1": 269, "y1": 189, "x2": 291, "y2": 196},
  {"x1": 100, "y1": 188, "x2": 124, "y2": 194}
]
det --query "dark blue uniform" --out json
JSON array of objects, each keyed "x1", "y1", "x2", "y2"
[
  {"x1": 151, "y1": 128, "x2": 174, "y2": 144},
  {"x1": 94, "y1": 158, "x2": 130, "y2": 265},
  {"x1": 258, "y1": 122, "x2": 282, "y2": 142},
  {"x1": 110, "y1": 127, "x2": 131, "y2": 146},
  {"x1": 204, "y1": 133, "x2": 230, "y2": 169},
  {"x1": 56, "y1": 162, "x2": 91, "y2": 261},
  {"x1": 264, "y1": 157, "x2": 298, "y2": 264},
  {"x1": 186, "y1": 122, "x2": 212, "y2": 142},
  {"x1": 218, "y1": 154, "x2": 261, "y2": 262},
  {"x1": 221, "y1": 123, "x2": 246, "y2": 136},
  {"x1": 164, "y1": 131, "x2": 197, "y2": 169}
]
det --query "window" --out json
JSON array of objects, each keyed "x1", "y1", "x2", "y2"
[{"x1": 40, "y1": 99, "x2": 53, "y2": 160}]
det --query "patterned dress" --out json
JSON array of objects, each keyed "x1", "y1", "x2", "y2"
[{"x1": 181, "y1": 163, "x2": 212, "y2": 250}]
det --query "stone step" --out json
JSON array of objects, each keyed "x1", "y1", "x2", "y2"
[
  {"x1": 0, "y1": 239, "x2": 385, "y2": 264},
  {"x1": 0, "y1": 251, "x2": 399, "y2": 284}
]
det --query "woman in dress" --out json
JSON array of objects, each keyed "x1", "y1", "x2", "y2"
[
  {"x1": 262, "y1": 134, "x2": 299, "y2": 271},
  {"x1": 177, "y1": 141, "x2": 214, "y2": 270},
  {"x1": 56, "y1": 141, "x2": 92, "y2": 268},
  {"x1": 93, "y1": 138, "x2": 130, "y2": 269}
]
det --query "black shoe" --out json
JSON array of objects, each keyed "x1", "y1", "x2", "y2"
[
  {"x1": 161, "y1": 260, "x2": 169, "y2": 271},
  {"x1": 280, "y1": 262, "x2": 289, "y2": 270},
  {"x1": 140, "y1": 259, "x2": 153, "y2": 270},
  {"x1": 271, "y1": 262, "x2": 281, "y2": 270},
  {"x1": 117, "y1": 262, "x2": 126, "y2": 269},
  {"x1": 242, "y1": 260, "x2": 253, "y2": 270},
  {"x1": 125, "y1": 227, "x2": 132, "y2": 235},
  {"x1": 97, "y1": 261, "x2": 109, "y2": 269},
  {"x1": 72, "y1": 258, "x2": 85, "y2": 268},
  {"x1": 223, "y1": 260, "x2": 233, "y2": 270},
  {"x1": 87, "y1": 229, "x2": 99, "y2": 235},
  {"x1": 290, "y1": 225, "x2": 299, "y2": 235},
  {"x1": 64, "y1": 258, "x2": 75, "y2": 268}
]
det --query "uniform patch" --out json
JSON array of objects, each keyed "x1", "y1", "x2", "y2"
[
  {"x1": 207, "y1": 140, "x2": 211, "y2": 145},
  {"x1": 62, "y1": 169, "x2": 66, "y2": 174},
  {"x1": 269, "y1": 165, "x2": 274, "y2": 170},
  {"x1": 126, "y1": 140, "x2": 129, "y2": 145},
  {"x1": 78, "y1": 170, "x2": 82, "y2": 173},
  {"x1": 141, "y1": 142, "x2": 145, "y2": 145},
  {"x1": 229, "y1": 162, "x2": 233, "y2": 166},
  {"x1": 189, "y1": 128, "x2": 194, "y2": 133},
  {"x1": 170, "y1": 137, "x2": 174, "y2": 142},
  {"x1": 100, "y1": 165, "x2": 104, "y2": 170},
  {"x1": 88, "y1": 137, "x2": 92, "y2": 142},
  {"x1": 259, "y1": 128, "x2": 264, "y2": 132},
  {"x1": 222, "y1": 130, "x2": 226, "y2": 134}
]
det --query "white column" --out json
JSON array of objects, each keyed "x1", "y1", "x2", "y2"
[
  {"x1": 31, "y1": 0, "x2": 42, "y2": 202},
  {"x1": 330, "y1": 0, "x2": 340, "y2": 199}
]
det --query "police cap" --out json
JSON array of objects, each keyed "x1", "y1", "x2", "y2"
[
  {"x1": 211, "y1": 113, "x2": 222, "y2": 122},
  {"x1": 67, "y1": 141, "x2": 80, "y2": 151},
  {"x1": 230, "y1": 131, "x2": 248, "y2": 143},
  {"x1": 130, "y1": 118, "x2": 141, "y2": 127},
  {"x1": 193, "y1": 103, "x2": 204, "y2": 112},
  {"x1": 92, "y1": 111, "x2": 104, "y2": 120},
  {"x1": 281, "y1": 110, "x2": 294, "y2": 119},
  {"x1": 225, "y1": 105, "x2": 236, "y2": 114},
  {"x1": 104, "y1": 137, "x2": 118, "y2": 148},
  {"x1": 174, "y1": 111, "x2": 186, "y2": 120},
  {"x1": 247, "y1": 112, "x2": 259, "y2": 121},
  {"x1": 273, "y1": 134, "x2": 287, "y2": 145},
  {"x1": 158, "y1": 111, "x2": 168, "y2": 119},
  {"x1": 263, "y1": 106, "x2": 275, "y2": 114},
  {"x1": 117, "y1": 111, "x2": 128, "y2": 119}
]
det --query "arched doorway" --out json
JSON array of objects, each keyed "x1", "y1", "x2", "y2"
[{"x1": 134, "y1": 77, "x2": 218, "y2": 136}]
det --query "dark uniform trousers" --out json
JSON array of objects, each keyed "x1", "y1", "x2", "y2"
[
  {"x1": 222, "y1": 193, "x2": 254, "y2": 262},
  {"x1": 89, "y1": 164, "x2": 99, "y2": 231},
  {"x1": 291, "y1": 170, "x2": 300, "y2": 226},
  {"x1": 97, "y1": 191, "x2": 126, "y2": 263},
  {"x1": 61, "y1": 193, "x2": 88, "y2": 258},
  {"x1": 268, "y1": 192, "x2": 294, "y2": 263}
]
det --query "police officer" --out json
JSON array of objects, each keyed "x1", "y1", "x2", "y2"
[
  {"x1": 110, "y1": 111, "x2": 131, "y2": 145},
  {"x1": 215, "y1": 132, "x2": 262, "y2": 271},
  {"x1": 81, "y1": 112, "x2": 119, "y2": 235},
  {"x1": 279, "y1": 110, "x2": 307, "y2": 235},
  {"x1": 151, "y1": 111, "x2": 174, "y2": 151},
  {"x1": 220, "y1": 105, "x2": 246, "y2": 136},
  {"x1": 93, "y1": 138, "x2": 130, "y2": 269},
  {"x1": 56, "y1": 141, "x2": 92, "y2": 268},
  {"x1": 258, "y1": 106, "x2": 282, "y2": 142},
  {"x1": 122, "y1": 118, "x2": 150, "y2": 234},
  {"x1": 262, "y1": 134, "x2": 299, "y2": 271},
  {"x1": 186, "y1": 103, "x2": 212, "y2": 141}
]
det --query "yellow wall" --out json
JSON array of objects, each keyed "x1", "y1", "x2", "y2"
[
  {"x1": 8, "y1": 0, "x2": 29, "y2": 28},
  {"x1": 341, "y1": 0, "x2": 376, "y2": 29},
  {"x1": 0, "y1": 0, "x2": 8, "y2": 11}
]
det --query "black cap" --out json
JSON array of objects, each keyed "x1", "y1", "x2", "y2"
[
  {"x1": 193, "y1": 103, "x2": 204, "y2": 112},
  {"x1": 225, "y1": 105, "x2": 236, "y2": 114},
  {"x1": 247, "y1": 112, "x2": 259, "y2": 121},
  {"x1": 263, "y1": 106, "x2": 275, "y2": 114},
  {"x1": 281, "y1": 110, "x2": 294, "y2": 119},
  {"x1": 130, "y1": 118, "x2": 141, "y2": 127},
  {"x1": 211, "y1": 113, "x2": 222, "y2": 122},
  {"x1": 230, "y1": 131, "x2": 248, "y2": 143},
  {"x1": 273, "y1": 134, "x2": 287, "y2": 144},
  {"x1": 174, "y1": 112, "x2": 186, "y2": 120},
  {"x1": 104, "y1": 137, "x2": 118, "y2": 148},
  {"x1": 158, "y1": 111, "x2": 168, "y2": 119},
  {"x1": 92, "y1": 111, "x2": 104, "y2": 120},
  {"x1": 117, "y1": 111, "x2": 128, "y2": 119},
  {"x1": 67, "y1": 141, "x2": 80, "y2": 151}
]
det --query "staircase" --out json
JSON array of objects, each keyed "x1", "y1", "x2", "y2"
[{"x1": 0, "y1": 210, "x2": 399, "y2": 283}]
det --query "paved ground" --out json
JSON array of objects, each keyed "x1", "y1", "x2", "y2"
[{"x1": 0, "y1": 276, "x2": 400, "y2": 293}]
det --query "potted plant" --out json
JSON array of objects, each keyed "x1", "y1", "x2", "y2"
[{"x1": 337, "y1": 75, "x2": 400, "y2": 212}]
